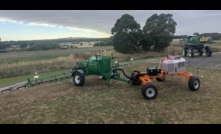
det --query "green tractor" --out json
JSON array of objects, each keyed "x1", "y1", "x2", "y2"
[{"x1": 181, "y1": 36, "x2": 212, "y2": 58}]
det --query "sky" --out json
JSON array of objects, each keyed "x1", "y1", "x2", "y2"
[{"x1": 0, "y1": 10, "x2": 221, "y2": 41}]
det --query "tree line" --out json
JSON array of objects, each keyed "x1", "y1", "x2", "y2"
[{"x1": 0, "y1": 38, "x2": 107, "y2": 51}]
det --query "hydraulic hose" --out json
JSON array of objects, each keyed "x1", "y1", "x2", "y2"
[{"x1": 112, "y1": 68, "x2": 131, "y2": 79}]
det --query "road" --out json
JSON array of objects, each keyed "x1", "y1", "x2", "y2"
[{"x1": 184, "y1": 52, "x2": 221, "y2": 70}]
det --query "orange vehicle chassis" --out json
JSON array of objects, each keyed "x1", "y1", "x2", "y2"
[
  {"x1": 135, "y1": 70, "x2": 192, "y2": 86},
  {"x1": 131, "y1": 68, "x2": 200, "y2": 99}
]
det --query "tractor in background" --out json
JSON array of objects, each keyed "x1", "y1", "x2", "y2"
[{"x1": 180, "y1": 35, "x2": 213, "y2": 58}]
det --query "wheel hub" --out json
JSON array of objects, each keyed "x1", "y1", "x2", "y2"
[
  {"x1": 146, "y1": 88, "x2": 155, "y2": 98},
  {"x1": 75, "y1": 75, "x2": 80, "y2": 84},
  {"x1": 194, "y1": 80, "x2": 199, "y2": 89},
  {"x1": 182, "y1": 49, "x2": 185, "y2": 56}
]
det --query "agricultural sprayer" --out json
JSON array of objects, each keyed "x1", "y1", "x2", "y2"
[
  {"x1": 71, "y1": 54, "x2": 200, "y2": 99},
  {"x1": 1, "y1": 54, "x2": 200, "y2": 99},
  {"x1": 180, "y1": 35, "x2": 213, "y2": 58}
]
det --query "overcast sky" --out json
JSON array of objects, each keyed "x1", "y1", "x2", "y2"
[{"x1": 0, "y1": 10, "x2": 221, "y2": 41}]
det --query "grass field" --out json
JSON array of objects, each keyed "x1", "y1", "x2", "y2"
[
  {"x1": 1, "y1": 40, "x2": 220, "y2": 79},
  {"x1": 0, "y1": 47, "x2": 171, "y2": 79},
  {"x1": 0, "y1": 62, "x2": 221, "y2": 124},
  {"x1": 0, "y1": 40, "x2": 221, "y2": 124},
  {"x1": 0, "y1": 54, "x2": 70, "y2": 64}
]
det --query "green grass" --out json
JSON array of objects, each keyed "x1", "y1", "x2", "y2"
[
  {"x1": 0, "y1": 48, "x2": 170, "y2": 79},
  {"x1": 0, "y1": 42, "x2": 221, "y2": 123},
  {"x1": 0, "y1": 63, "x2": 221, "y2": 124},
  {"x1": 209, "y1": 40, "x2": 221, "y2": 49},
  {"x1": 0, "y1": 57, "x2": 159, "y2": 88},
  {"x1": 0, "y1": 54, "x2": 69, "y2": 64},
  {"x1": 170, "y1": 39, "x2": 181, "y2": 46}
]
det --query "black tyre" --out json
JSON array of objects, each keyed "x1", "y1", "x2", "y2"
[
  {"x1": 131, "y1": 71, "x2": 142, "y2": 85},
  {"x1": 205, "y1": 46, "x2": 212, "y2": 57},
  {"x1": 188, "y1": 48, "x2": 194, "y2": 58},
  {"x1": 73, "y1": 71, "x2": 85, "y2": 86},
  {"x1": 198, "y1": 48, "x2": 203, "y2": 56},
  {"x1": 188, "y1": 76, "x2": 200, "y2": 91},
  {"x1": 132, "y1": 79, "x2": 142, "y2": 85},
  {"x1": 182, "y1": 48, "x2": 187, "y2": 57},
  {"x1": 141, "y1": 83, "x2": 158, "y2": 99}
]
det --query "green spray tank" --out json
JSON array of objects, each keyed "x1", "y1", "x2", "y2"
[
  {"x1": 185, "y1": 36, "x2": 212, "y2": 45},
  {"x1": 86, "y1": 55, "x2": 111, "y2": 75},
  {"x1": 71, "y1": 54, "x2": 131, "y2": 86}
]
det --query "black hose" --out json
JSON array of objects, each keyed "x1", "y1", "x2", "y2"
[
  {"x1": 133, "y1": 73, "x2": 144, "y2": 79},
  {"x1": 112, "y1": 68, "x2": 132, "y2": 79}
]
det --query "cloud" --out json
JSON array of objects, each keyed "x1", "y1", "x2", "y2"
[
  {"x1": 0, "y1": 17, "x2": 23, "y2": 24},
  {"x1": 0, "y1": 10, "x2": 221, "y2": 36}
]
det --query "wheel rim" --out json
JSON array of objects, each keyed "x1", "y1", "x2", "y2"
[
  {"x1": 200, "y1": 48, "x2": 204, "y2": 56},
  {"x1": 182, "y1": 49, "x2": 185, "y2": 56},
  {"x1": 188, "y1": 53, "x2": 191, "y2": 57},
  {"x1": 188, "y1": 49, "x2": 192, "y2": 57},
  {"x1": 146, "y1": 87, "x2": 155, "y2": 98},
  {"x1": 74, "y1": 75, "x2": 80, "y2": 84},
  {"x1": 194, "y1": 80, "x2": 199, "y2": 89}
]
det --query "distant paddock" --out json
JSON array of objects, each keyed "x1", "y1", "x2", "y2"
[{"x1": 0, "y1": 46, "x2": 113, "y2": 59}]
